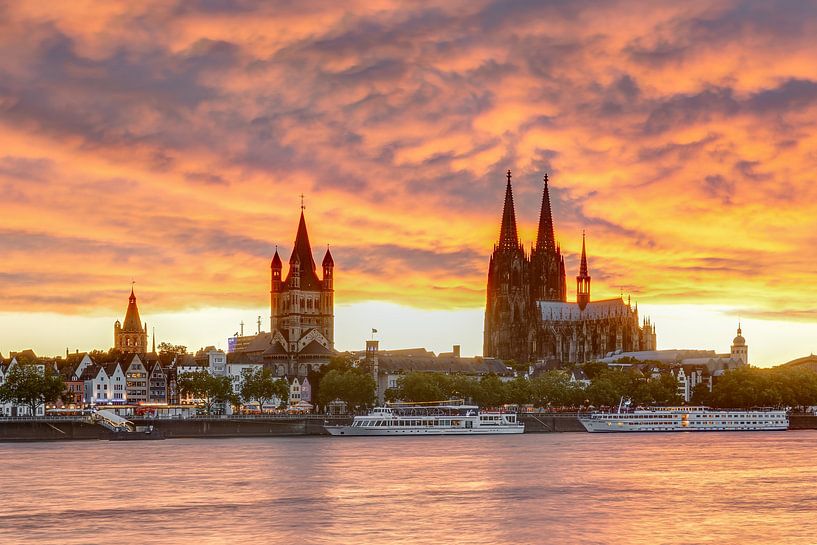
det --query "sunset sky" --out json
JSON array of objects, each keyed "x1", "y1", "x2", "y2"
[{"x1": 1, "y1": 1, "x2": 816, "y2": 366}]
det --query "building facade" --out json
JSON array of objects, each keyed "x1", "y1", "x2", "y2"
[
  {"x1": 484, "y1": 171, "x2": 657, "y2": 365},
  {"x1": 270, "y1": 209, "x2": 335, "y2": 354}
]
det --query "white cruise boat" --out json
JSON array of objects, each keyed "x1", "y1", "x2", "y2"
[
  {"x1": 579, "y1": 400, "x2": 788, "y2": 433},
  {"x1": 325, "y1": 403, "x2": 524, "y2": 436}
]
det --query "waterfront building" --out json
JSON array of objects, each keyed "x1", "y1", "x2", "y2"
[
  {"x1": 484, "y1": 171, "x2": 656, "y2": 365},
  {"x1": 360, "y1": 341, "x2": 511, "y2": 403},
  {"x1": 599, "y1": 324, "x2": 748, "y2": 371},
  {"x1": 121, "y1": 354, "x2": 150, "y2": 404},
  {"x1": 147, "y1": 361, "x2": 168, "y2": 403},
  {"x1": 114, "y1": 288, "x2": 149, "y2": 354},
  {"x1": 675, "y1": 365, "x2": 712, "y2": 402}
]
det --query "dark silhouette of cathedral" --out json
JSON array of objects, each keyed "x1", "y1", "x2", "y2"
[{"x1": 484, "y1": 171, "x2": 656, "y2": 365}]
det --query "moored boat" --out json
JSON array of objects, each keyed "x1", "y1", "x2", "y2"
[
  {"x1": 325, "y1": 402, "x2": 524, "y2": 436},
  {"x1": 579, "y1": 399, "x2": 788, "y2": 432}
]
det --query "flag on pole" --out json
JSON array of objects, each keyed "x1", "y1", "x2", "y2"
[{"x1": 372, "y1": 328, "x2": 378, "y2": 333}]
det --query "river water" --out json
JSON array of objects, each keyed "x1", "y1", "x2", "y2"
[{"x1": 1, "y1": 431, "x2": 816, "y2": 545}]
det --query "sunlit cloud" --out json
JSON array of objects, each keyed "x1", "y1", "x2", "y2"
[{"x1": 0, "y1": 0, "x2": 815, "y2": 363}]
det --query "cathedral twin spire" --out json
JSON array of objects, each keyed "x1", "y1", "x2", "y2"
[
  {"x1": 494, "y1": 170, "x2": 587, "y2": 303},
  {"x1": 498, "y1": 170, "x2": 560, "y2": 255},
  {"x1": 536, "y1": 173, "x2": 556, "y2": 253},
  {"x1": 498, "y1": 170, "x2": 521, "y2": 250}
]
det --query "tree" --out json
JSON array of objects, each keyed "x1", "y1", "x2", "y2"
[
  {"x1": 157, "y1": 343, "x2": 188, "y2": 365},
  {"x1": 473, "y1": 374, "x2": 505, "y2": 408},
  {"x1": 530, "y1": 371, "x2": 575, "y2": 408},
  {"x1": 240, "y1": 367, "x2": 289, "y2": 410},
  {"x1": 503, "y1": 376, "x2": 531, "y2": 405},
  {"x1": 0, "y1": 364, "x2": 65, "y2": 416},
  {"x1": 312, "y1": 353, "x2": 356, "y2": 406},
  {"x1": 177, "y1": 371, "x2": 238, "y2": 414},
  {"x1": 397, "y1": 372, "x2": 445, "y2": 402},
  {"x1": 87, "y1": 348, "x2": 123, "y2": 364},
  {"x1": 318, "y1": 369, "x2": 376, "y2": 411}
]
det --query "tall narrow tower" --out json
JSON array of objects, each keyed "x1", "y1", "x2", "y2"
[
  {"x1": 730, "y1": 322, "x2": 748, "y2": 366},
  {"x1": 270, "y1": 207, "x2": 335, "y2": 352},
  {"x1": 270, "y1": 248, "x2": 283, "y2": 334},
  {"x1": 530, "y1": 173, "x2": 567, "y2": 303},
  {"x1": 114, "y1": 287, "x2": 148, "y2": 353},
  {"x1": 576, "y1": 232, "x2": 591, "y2": 311},
  {"x1": 484, "y1": 170, "x2": 530, "y2": 363}
]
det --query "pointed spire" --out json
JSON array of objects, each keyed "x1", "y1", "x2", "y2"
[
  {"x1": 535, "y1": 173, "x2": 556, "y2": 253},
  {"x1": 579, "y1": 230, "x2": 589, "y2": 277},
  {"x1": 122, "y1": 287, "x2": 143, "y2": 332},
  {"x1": 576, "y1": 231, "x2": 591, "y2": 311},
  {"x1": 322, "y1": 245, "x2": 334, "y2": 267},
  {"x1": 498, "y1": 169, "x2": 520, "y2": 250},
  {"x1": 284, "y1": 207, "x2": 321, "y2": 289},
  {"x1": 271, "y1": 246, "x2": 282, "y2": 268}
]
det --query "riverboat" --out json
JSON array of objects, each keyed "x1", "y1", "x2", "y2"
[
  {"x1": 324, "y1": 402, "x2": 524, "y2": 436},
  {"x1": 579, "y1": 399, "x2": 788, "y2": 433}
]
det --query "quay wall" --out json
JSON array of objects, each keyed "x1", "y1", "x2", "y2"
[
  {"x1": 0, "y1": 420, "x2": 109, "y2": 441},
  {"x1": 787, "y1": 414, "x2": 817, "y2": 429},
  {"x1": 519, "y1": 414, "x2": 585, "y2": 432},
  {"x1": 130, "y1": 416, "x2": 353, "y2": 438},
  {"x1": 2, "y1": 414, "x2": 814, "y2": 441}
]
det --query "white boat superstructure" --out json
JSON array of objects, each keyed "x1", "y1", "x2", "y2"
[
  {"x1": 325, "y1": 403, "x2": 524, "y2": 436},
  {"x1": 580, "y1": 403, "x2": 789, "y2": 433}
]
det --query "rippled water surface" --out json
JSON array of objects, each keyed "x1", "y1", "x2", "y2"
[{"x1": 2, "y1": 432, "x2": 817, "y2": 544}]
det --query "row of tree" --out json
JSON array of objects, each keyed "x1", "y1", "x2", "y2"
[
  {"x1": 176, "y1": 367, "x2": 290, "y2": 414},
  {"x1": 385, "y1": 368, "x2": 682, "y2": 408},
  {"x1": 0, "y1": 365, "x2": 65, "y2": 415},
  {"x1": 697, "y1": 366, "x2": 817, "y2": 409}
]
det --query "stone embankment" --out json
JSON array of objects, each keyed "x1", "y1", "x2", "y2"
[{"x1": 2, "y1": 414, "x2": 816, "y2": 441}]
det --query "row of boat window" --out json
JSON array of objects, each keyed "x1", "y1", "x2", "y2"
[
  {"x1": 353, "y1": 419, "x2": 460, "y2": 427},
  {"x1": 599, "y1": 415, "x2": 782, "y2": 419},
  {"x1": 607, "y1": 421, "x2": 785, "y2": 425}
]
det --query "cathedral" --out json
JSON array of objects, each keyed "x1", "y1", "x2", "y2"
[{"x1": 484, "y1": 171, "x2": 656, "y2": 365}]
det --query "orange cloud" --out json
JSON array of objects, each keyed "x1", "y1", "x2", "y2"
[{"x1": 0, "y1": 0, "x2": 815, "y2": 351}]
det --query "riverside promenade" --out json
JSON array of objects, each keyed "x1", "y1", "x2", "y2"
[{"x1": 2, "y1": 413, "x2": 815, "y2": 441}]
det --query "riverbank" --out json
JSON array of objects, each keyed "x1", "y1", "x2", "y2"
[{"x1": 2, "y1": 414, "x2": 816, "y2": 441}]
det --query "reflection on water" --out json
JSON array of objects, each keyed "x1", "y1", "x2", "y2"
[{"x1": 2, "y1": 432, "x2": 817, "y2": 545}]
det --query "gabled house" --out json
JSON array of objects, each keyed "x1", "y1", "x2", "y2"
[
  {"x1": 147, "y1": 361, "x2": 168, "y2": 403},
  {"x1": 121, "y1": 355, "x2": 148, "y2": 403}
]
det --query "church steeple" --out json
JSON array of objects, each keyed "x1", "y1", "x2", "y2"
[
  {"x1": 498, "y1": 170, "x2": 520, "y2": 250},
  {"x1": 115, "y1": 285, "x2": 148, "y2": 354},
  {"x1": 535, "y1": 173, "x2": 556, "y2": 253},
  {"x1": 576, "y1": 231, "x2": 591, "y2": 311},
  {"x1": 284, "y1": 210, "x2": 321, "y2": 290}
]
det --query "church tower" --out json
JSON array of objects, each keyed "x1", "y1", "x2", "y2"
[
  {"x1": 529, "y1": 173, "x2": 567, "y2": 303},
  {"x1": 576, "y1": 232, "x2": 591, "y2": 311},
  {"x1": 484, "y1": 170, "x2": 530, "y2": 364},
  {"x1": 730, "y1": 322, "x2": 748, "y2": 365},
  {"x1": 114, "y1": 287, "x2": 148, "y2": 354},
  {"x1": 270, "y1": 208, "x2": 335, "y2": 353}
]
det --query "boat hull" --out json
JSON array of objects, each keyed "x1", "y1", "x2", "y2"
[
  {"x1": 579, "y1": 409, "x2": 789, "y2": 433},
  {"x1": 325, "y1": 425, "x2": 524, "y2": 436}
]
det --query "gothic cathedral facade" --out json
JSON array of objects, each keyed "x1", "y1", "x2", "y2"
[{"x1": 484, "y1": 171, "x2": 656, "y2": 365}]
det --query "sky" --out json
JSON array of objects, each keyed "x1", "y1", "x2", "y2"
[{"x1": 0, "y1": 0, "x2": 815, "y2": 366}]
